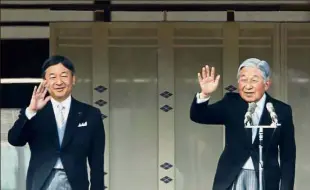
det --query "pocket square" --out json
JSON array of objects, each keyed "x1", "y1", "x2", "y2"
[{"x1": 78, "y1": 122, "x2": 87, "y2": 127}]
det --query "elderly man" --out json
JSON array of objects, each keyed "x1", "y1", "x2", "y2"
[{"x1": 190, "y1": 58, "x2": 296, "y2": 190}]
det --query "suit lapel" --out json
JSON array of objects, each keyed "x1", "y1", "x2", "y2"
[
  {"x1": 39, "y1": 101, "x2": 59, "y2": 148},
  {"x1": 61, "y1": 98, "x2": 83, "y2": 149},
  {"x1": 237, "y1": 96, "x2": 253, "y2": 146}
]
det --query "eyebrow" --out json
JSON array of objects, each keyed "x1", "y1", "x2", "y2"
[{"x1": 239, "y1": 75, "x2": 261, "y2": 81}]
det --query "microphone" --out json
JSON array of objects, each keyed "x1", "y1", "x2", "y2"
[
  {"x1": 244, "y1": 102, "x2": 257, "y2": 126},
  {"x1": 266, "y1": 102, "x2": 278, "y2": 124}
]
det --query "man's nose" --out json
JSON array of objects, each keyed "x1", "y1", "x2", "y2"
[
  {"x1": 244, "y1": 83, "x2": 253, "y2": 89},
  {"x1": 55, "y1": 78, "x2": 63, "y2": 85}
]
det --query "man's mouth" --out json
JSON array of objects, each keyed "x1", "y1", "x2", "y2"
[
  {"x1": 244, "y1": 92, "x2": 254, "y2": 96},
  {"x1": 55, "y1": 88, "x2": 65, "y2": 92}
]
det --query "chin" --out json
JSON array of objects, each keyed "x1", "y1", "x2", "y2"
[
  {"x1": 240, "y1": 95, "x2": 256, "y2": 103},
  {"x1": 52, "y1": 92, "x2": 67, "y2": 100}
]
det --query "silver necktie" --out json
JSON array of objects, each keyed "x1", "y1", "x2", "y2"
[{"x1": 57, "y1": 104, "x2": 65, "y2": 145}]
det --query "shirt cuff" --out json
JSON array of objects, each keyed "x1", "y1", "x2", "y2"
[
  {"x1": 25, "y1": 107, "x2": 37, "y2": 120},
  {"x1": 196, "y1": 93, "x2": 210, "y2": 104}
]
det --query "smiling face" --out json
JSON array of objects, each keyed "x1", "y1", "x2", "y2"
[
  {"x1": 238, "y1": 66, "x2": 271, "y2": 103},
  {"x1": 44, "y1": 63, "x2": 75, "y2": 102}
]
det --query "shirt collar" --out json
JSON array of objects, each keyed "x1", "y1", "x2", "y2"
[
  {"x1": 254, "y1": 93, "x2": 266, "y2": 111},
  {"x1": 51, "y1": 95, "x2": 72, "y2": 110}
]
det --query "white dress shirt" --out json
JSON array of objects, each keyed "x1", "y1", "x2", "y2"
[
  {"x1": 196, "y1": 92, "x2": 266, "y2": 170},
  {"x1": 25, "y1": 95, "x2": 72, "y2": 169}
]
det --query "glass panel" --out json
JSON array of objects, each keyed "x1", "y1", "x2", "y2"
[
  {"x1": 175, "y1": 46, "x2": 223, "y2": 190},
  {"x1": 109, "y1": 47, "x2": 158, "y2": 190},
  {"x1": 1, "y1": 109, "x2": 30, "y2": 190},
  {"x1": 286, "y1": 25, "x2": 310, "y2": 189}
]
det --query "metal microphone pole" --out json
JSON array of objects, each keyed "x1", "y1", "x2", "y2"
[
  {"x1": 245, "y1": 122, "x2": 279, "y2": 190},
  {"x1": 258, "y1": 124, "x2": 264, "y2": 190}
]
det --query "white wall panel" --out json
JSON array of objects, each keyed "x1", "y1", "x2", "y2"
[
  {"x1": 1, "y1": 10, "x2": 94, "y2": 21},
  {"x1": 1, "y1": 26, "x2": 49, "y2": 39},
  {"x1": 1, "y1": 0, "x2": 93, "y2": 4},
  {"x1": 1, "y1": 109, "x2": 30, "y2": 190},
  {"x1": 283, "y1": 23, "x2": 310, "y2": 190},
  {"x1": 112, "y1": 12, "x2": 164, "y2": 21},
  {"x1": 173, "y1": 23, "x2": 225, "y2": 190},
  {"x1": 158, "y1": 24, "x2": 175, "y2": 190},
  {"x1": 235, "y1": 12, "x2": 310, "y2": 22},
  {"x1": 108, "y1": 25, "x2": 159, "y2": 190},
  {"x1": 167, "y1": 12, "x2": 226, "y2": 21}
]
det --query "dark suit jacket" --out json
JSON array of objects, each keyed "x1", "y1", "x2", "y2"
[
  {"x1": 8, "y1": 97, "x2": 105, "y2": 190},
  {"x1": 190, "y1": 92, "x2": 296, "y2": 190}
]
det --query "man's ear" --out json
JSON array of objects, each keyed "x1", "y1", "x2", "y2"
[
  {"x1": 265, "y1": 79, "x2": 271, "y2": 91},
  {"x1": 72, "y1": 75, "x2": 76, "y2": 85}
]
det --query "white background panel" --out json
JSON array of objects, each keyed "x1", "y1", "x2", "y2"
[
  {"x1": 175, "y1": 47, "x2": 224, "y2": 190},
  {"x1": 1, "y1": 27, "x2": 49, "y2": 39},
  {"x1": 1, "y1": 109, "x2": 30, "y2": 190},
  {"x1": 1, "y1": 0, "x2": 93, "y2": 4},
  {"x1": 173, "y1": 25, "x2": 224, "y2": 190},
  {"x1": 109, "y1": 47, "x2": 158, "y2": 190},
  {"x1": 285, "y1": 24, "x2": 310, "y2": 189},
  {"x1": 0, "y1": 10, "x2": 94, "y2": 22}
]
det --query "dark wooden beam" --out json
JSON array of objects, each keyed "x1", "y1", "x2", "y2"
[
  {"x1": 94, "y1": 0, "x2": 111, "y2": 22},
  {"x1": 0, "y1": 21, "x2": 49, "y2": 26},
  {"x1": 1, "y1": 3, "x2": 310, "y2": 11}
]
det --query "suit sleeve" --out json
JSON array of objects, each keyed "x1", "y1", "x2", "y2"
[
  {"x1": 279, "y1": 106, "x2": 296, "y2": 190},
  {"x1": 88, "y1": 109, "x2": 105, "y2": 190},
  {"x1": 190, "y1": 93, "x2": 229, "y2": 125},
  {"x1": 7, "y1": 108, "x2": 33, "y2": 146}
]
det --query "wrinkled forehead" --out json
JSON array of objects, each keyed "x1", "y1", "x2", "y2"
[{"x1": 239, "y1": 66, "x2": 264, "y2": 78}]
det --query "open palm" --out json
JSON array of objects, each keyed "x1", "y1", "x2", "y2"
[
  {"x1": 198, "y1": 65, "x2": 221, "y2": 96},
  {"x1": 28, "y1": 81, "x2": 51, "y2": 112}
]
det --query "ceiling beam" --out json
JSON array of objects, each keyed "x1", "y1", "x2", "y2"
[{"x1": 1, "y1": 3, "x2": 310, "y2": 11}]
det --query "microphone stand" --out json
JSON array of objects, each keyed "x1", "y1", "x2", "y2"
[{"x1": 245, "y1": 121, "x2": 280, "y2": 190}]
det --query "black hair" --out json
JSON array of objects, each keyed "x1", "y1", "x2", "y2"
[{"x1": 41, "y1": 55, "x2": 75, "y2": 78}]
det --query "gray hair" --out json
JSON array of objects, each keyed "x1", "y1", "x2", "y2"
[{"x1": 237, "y1": 58, "x2": 271, "y2": 81}]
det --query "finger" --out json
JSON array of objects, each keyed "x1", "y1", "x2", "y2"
[
  {"x1": 32, "y1": 86, "x2": 37, "y2": 97},
  {"x1": 37, "y1": 82, "x2": 44, "y2": 94},
  {"x1": 215, "y1": 75, "x2": 221, "y2": 84},
  {"x1": 41, "y1": 86, "x2": 48, "y2": 98},
  {"x1": 205, "y1": 65, "x2": 210, "y2": 78},
  {"x1": 201, "y1": 67, "x2": 206, "y2": 79},
  {"x1": 211, "y1": 67, "x2": 215, "y2": 79},
  {"x1": 198, "y1": 73, "x2": 202, "y2": 83}
]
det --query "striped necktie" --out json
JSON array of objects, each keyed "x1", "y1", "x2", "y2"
[{"x1": 251, "y1": 104, "x2": 259, "y2": 143}]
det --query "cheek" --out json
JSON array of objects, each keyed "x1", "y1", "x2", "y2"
[
  {"x1": 238, "y1": 83, "x2": 244, "y2": 91},
  {"x1": 254, "y1": 84, "x2": 265, "y2": 95}
]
